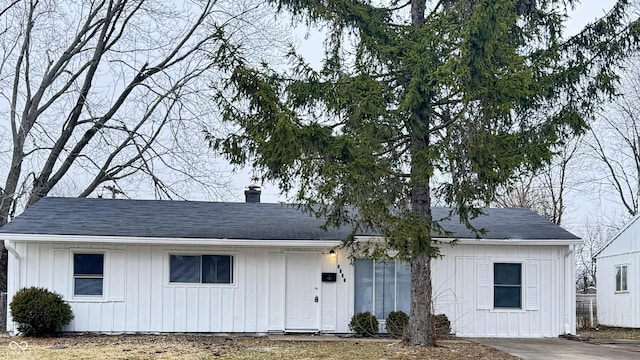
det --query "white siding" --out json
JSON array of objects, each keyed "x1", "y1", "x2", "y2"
[
  {"x1": 431, "y1": 244, "x2": 572, "y2": 337},
  {"x1": 596, "y1": 217, "x2": 640, "y2": 327},
  {"x1": 334, "y1": 249, "x2": 352, "y2": 333},
  {"x1": 7, "y1": 241, "x2": 574, "y2": 337},
  {"x1": 7, "y1": 243, "x2": 333, "y2": 334},
  {"x1": 343, "y1": 244, "x2": 575, "y2": 338},
  {"x1": 320, "y1": 252, "x2": 337, "y2": 331}
]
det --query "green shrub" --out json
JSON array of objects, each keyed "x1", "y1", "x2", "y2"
[
  {"x1": 434, "y1": 313, "x2": 451, "y2": 337},
  {"x1": 385, "y1": 311, "x2": 409, "y2": 338},
  {"x1": 10, "y1": 287, "x2": 73, "y2": 337},
  {"x1": 349, "y1": 312, "x2": 378, "y2": 337}
]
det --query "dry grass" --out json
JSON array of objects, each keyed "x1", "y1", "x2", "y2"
[
  {"x1": 579, "y1": 327, "x2": 640, "y2": 340},
  {"x1": 0, "y1": 335, "x2": 518, "y2": 360}
]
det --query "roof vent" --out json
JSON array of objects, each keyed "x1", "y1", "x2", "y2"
[{"x1": 244, "y1": 184, "x2": 261, "y2": 203}]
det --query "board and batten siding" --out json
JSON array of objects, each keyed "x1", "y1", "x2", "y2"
[
  {"x1": 7, "y1": 241, "x2": 574, "y2": 337},
  {"x1": 429, "y1": 244, "x2": 574, "y2": 337},
  {"x1": 596, "y1": 216, "x2": 640, "y2": 328},
  {"x1": 6, "y1": 242, "x2": 346, "y2": 334}
]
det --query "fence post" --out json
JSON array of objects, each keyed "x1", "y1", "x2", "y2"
[{"x1": 589, "y1": 299, "x2": 594, "y2": 328}]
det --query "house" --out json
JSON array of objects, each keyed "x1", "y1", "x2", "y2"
[
  {"x1": 0, "y1": 192, "x2": 581, "y2": 337},
  {"x1": 595, "y1": 215, "x2": 640, "y2": 327}
]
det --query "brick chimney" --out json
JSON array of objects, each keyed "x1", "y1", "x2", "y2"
[{"x1": 244, "y1": 184, "x2": 261, "y2": 203}]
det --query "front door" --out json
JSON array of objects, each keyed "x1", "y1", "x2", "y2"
[{"x1": 285, "y1": 252, "x2": 320, "y2": 330}]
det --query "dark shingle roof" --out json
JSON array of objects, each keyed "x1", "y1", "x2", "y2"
[{"x1": 0, "y1": 197, "x2": 579, "y2": 241}]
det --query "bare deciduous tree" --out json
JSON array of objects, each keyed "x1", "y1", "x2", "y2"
[
  {"x1": 575, "y1": 220, "x2": 622, "y2": 292},
  {"x1": 494, "y1": 138, "x2": 581, "y2": 225},
  {"x1": 0, "y1": 0, "x2": 287, "y2": 290},
  {"x1": 586, "y1": 58, "x2": 640, "y2": 217}
]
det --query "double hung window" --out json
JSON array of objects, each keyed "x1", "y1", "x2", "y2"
[
  {"x1": 74, "y1": 253, "x2": 104, "y2": 296},
  {"x1": 616, "y1": 265, "x2": 628, "y2": 292},
  {"x1": 493, "y1": 263, "x2": 522, "y2": 309}
]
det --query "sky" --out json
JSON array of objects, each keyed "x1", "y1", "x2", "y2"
[{"x1": 228, "y1": 1, "x2": 623, "y2": 234}]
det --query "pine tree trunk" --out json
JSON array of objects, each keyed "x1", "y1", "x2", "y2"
[
  {"x1": 409, "y1": 252, "x2": 435, "y2": 345},
  {"x1": 407, "y1": 161, "x2": 435, "y2": 345},
  {"x1": 407, "y1": 0, "x2": 433, "y2": 344}
]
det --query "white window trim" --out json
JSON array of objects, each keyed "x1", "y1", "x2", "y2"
[
  {"x1": 70, "y1": 250, "x2": 106, "y2": 301},
  {"x1": 615, "y1": 264, "x2": 629, "y2": 293},
  {"x1": 165, "y1": 251, "x2": 238, "y2": 288},
  {"x1": 491, "y1": 261, "x2": 525, "y2": 313}
]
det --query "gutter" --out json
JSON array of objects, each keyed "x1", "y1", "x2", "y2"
[
  {"x1": 0, "y1": 233, "x2": 342, "y2": 248},
  {"x1": 3, "y1": 239, "x2": 18, "y2": 336},
  {"x1": 355, "y1": 235, "x2": 583, "y2": 246},
  {"x1": 0, "y1": 234, "x2": 583, "y2": 247}
]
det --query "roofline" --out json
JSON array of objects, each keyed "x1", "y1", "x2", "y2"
[
  {"x1": 0, "y1": 234, "x2": 342, "y2": 247},
  {"x1": 0, "y1": 233, "x2": 583, "y2": 247},
  {"x1": 352, "y1": 236, "x2": 582, "y2": 246},
  {"x1": 594, "y1": 213, "x2": 640, "y2": 258}
]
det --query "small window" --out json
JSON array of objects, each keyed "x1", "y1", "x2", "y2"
[
  {"x1": 170, "y1": 255, "x2": 233, "y2": 284},
  {"x1": 494, "y1": 263, "x2": 521, "y2": 309},
  {"x1": 74, "y1": 253, "x2": 104, "y2": 296},
  {"x1": 616, "y1": 265, "x2": 628, "y2": 292}
]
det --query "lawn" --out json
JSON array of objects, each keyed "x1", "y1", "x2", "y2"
[
  {"x1": 0, "y1": 335, "x2": 517, "y2": 360},
  {"x1": 579, "y1": 327, "x2": 640, "y2": 340}
]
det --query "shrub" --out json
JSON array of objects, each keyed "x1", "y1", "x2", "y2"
[
  {"x1": 349, "y1": 311, "x2": 378, "y2": 337},
  {"x1": 10, "y1": 287, "x2": 73, "y2": 337},
  {"x1": 385, "y1": 311, "x2": 409, "y2": 338},
  {"x1": 434, "y1": 313, "x2": 451, "y2": 337}
]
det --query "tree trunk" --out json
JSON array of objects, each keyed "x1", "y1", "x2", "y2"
[
  {"x1": 409, "y1": 252, "x2": 435, "y2": 345},
  {"x1": 407, "y1": 0, "x2": 434, "y2": 344}
]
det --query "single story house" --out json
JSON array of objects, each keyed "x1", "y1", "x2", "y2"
[
  {"x1": 0, "y1": 192, "x2": 581, "y2": 337},
  {"x1": 595, "y1": 214, "x2": 640, "y2": 327}
]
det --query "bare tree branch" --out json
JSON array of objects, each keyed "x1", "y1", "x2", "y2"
[{"x1": 0, "y1": 0, "x2": 288, "y2": 290}]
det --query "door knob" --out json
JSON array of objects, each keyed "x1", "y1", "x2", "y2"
[{"x1": 314, "y1": 295, "x2": 319, "y2": 302}]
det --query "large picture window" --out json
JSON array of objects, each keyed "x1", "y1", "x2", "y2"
[
  {"x1": 616, "y1": 265, "x2": 628, "y2": 292},
  {"x1": 494, "y1": 263, "x2": 521, "y2": 308},
  {"x1": 74, "y1": 253, "x2": 104, "y2": 296},
  {"x1": 170, "y1": 255, "x2": 233, "y2": 284},
  {"x1": 354, "y1": 259, "x2": 410, "y2": 319}
]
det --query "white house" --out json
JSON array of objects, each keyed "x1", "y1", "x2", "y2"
[
  {"x1": 0, "y1": 193, "x2": 580, "y2": 337},
  {"x1": 596, "y1": 215, "x2": 640, "y2": 327}
]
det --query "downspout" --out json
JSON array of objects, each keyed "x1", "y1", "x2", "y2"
[
  {"x1": 4, "y1": 239, "x2": 19, "y2": 258},
  {"x1": 564, "y1": 244, "x2": 576, "y2": 334},
  {"x1": 3, "y1": 239, "x2": 19, "y2": 336}
]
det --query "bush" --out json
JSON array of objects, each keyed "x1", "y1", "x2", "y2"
[
  {"x1": 386, "y1": 311, "x2": 409, "y2": 338},
  {"x1": 10, "y1": 287, "x2": 73, "y2": 337},
  {"x1": 349, "y1": 312, "x2": 378, "y2": 337},
  {"x1": 434, "y1": 313, "x2": 451, "y2": 337}
]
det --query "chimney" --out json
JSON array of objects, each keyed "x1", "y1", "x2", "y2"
[{"x1": 244, "y1": 184, "x2": 261, "y2": 203}]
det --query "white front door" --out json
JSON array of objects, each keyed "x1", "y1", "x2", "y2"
[{"x1": 285, "y1": 252, "x2": 320, "y2": 330}]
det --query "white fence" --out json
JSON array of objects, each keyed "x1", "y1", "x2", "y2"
[{"x1": 576, "y1": 293, "x2": 597, "y2": 329}]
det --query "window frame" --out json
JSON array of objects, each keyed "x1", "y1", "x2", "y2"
[
  {"x1": 615, "y1": 264, "x2": 628, "y2": 292},
  {"x1": 353, "y1": 259, "x2": 411, "y2": 319},
  {"x1": 493, "y1": 262, "x2": 523, "y2": 310},
  {"x1": 72, "y1": 252, "x2": 105, "y2": 298},
  {"x1": 167, "y1": 253, "x2": 236, "y2": 286}
]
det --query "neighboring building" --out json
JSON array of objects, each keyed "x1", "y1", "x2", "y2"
[
  {"x1": 596, "y1": 215, "x2": 640, "y2": 327},
  {"x1": 0, "y1": 192, "x2": 580, "y2": 337}
]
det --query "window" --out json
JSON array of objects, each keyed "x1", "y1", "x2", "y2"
[
  {"x1": 354, "y1": 259, "x2": 410, "y2": 318},
  {"x1": 74, "y1": 253, "x2": 104, "y2": 296},
  {"x1": 616, "y1": 265, "x2": 628, "y2": 292},
  {"x1": 170, "y1": 255, "x2": 233, "y2": 284},
  {"x1": 494, "y1": 263, "x2": 521, "y2": 308}
]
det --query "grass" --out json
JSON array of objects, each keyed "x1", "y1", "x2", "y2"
[
  {"x1": 579, "y1": 326, "x2": 640, "y2": 340},
  {"x1": 0, "y1": 335, "x2": 518, "y2": 360}
]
